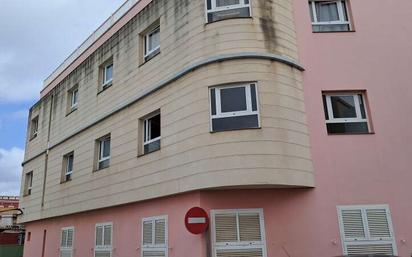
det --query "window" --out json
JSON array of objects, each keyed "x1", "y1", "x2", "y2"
[
  {"x1": 141, "y1": 216, "x2": 168, "y2": 257},
  {"x1": 206, "y1": 0, "x2": 251, "y2": 23},
  {"x1": 337, "y1": 205, "x2": 397, "y2": 256},
  {"x1": 95, "y1": 223, "x2": 112, "y2": 257},
  {"x1": 100, "y1": 59, "x2": 113, "y2": 90},
  {"x1": 210, "y1": 83, "x2": 260, "y2": 132},
  {"x1": 309, "y1": 0, "x2": 351, "y2": 32},
  {"x1": 62, "y1": 152, "x2": 74, "y2": 182},
  {"x1": 144, "y1": 26, "x2": 160, "y2": 61},
  {"x1": 143, "y1": 112, "x2": 161, "y2": 154},
  {"x1": 322, "y1": 92, "x2": 370, "y2": 134},
  {"x1": 60, "y1": 227, "x2": 74, "y2": 257},
  {"x1": 30, "y1": 116, "x2": 39, "y2": 139},
  {"x1": 24, "y1": 171, "x2": 33, "y2": 196},
  {"x1": 211, "y1": 209, "x2": 267, "y2": 257},
  {"x1": 97, "y1": 135, "x2": 111, "y2": 170},
  {"x1": 68, "y1": 87, "x2": 78, "y2": 111}
]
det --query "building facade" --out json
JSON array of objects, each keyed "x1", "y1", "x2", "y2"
[{"x1": 19, "y1": 0, "x2": 412, "y2": 257}]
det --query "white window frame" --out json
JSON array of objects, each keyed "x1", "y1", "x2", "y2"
[
  {"x1": 31, "y1": 117, "x2": 39, "y2": 138},
  {"x1": 141, "y1": 215, "x2": 168, "y2": 257},
  {"x1": 211, "y1": 209, "x2": 267, "y2": 257},
  {"x1": 95, "y1": 222, "x2": 113, "y2": 257},
  {"x1": 337, "y1": 204, "x2": 398, "y2": 256},
  {"x1": 205, "y1": 0, "x2": 251, "y2": 16},
  {"x1": 98, "y1": 136, "x2": 111, "y2": 167},
  {"x1": 70, "y1": 88, "x2": 78, "y2": 109},
  {"x1": 210, "y1": 83, "x2": 259, "y2": 119},
  {"x1": 143, "y1": 112, "x2": 161, "y2": 147},
  {"x1": 65, "y1": 153, "x2": 74, "y2": 178},
  {"x1": 323, "y1": 92, "x2": 368, "y2": 125},
  {"x1": 103, "y1": 63, "x2": 113, "y2": 88},
  {"x1": 310, "y1": 0, "x2": 349, "y2": 26},
  {"x1": 144, "y1": 26, "x2": 160, "y2": 58},
  {"x1": 25, "y1": 171, "x2": 33, "y2": 195},
  {"x1": 60, "y1": 226, "x2": 74, "y2": 257}
]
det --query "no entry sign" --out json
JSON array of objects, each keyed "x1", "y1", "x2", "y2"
[{"x1": 184, "y1": 207, "x2": 209, "y2": 234}]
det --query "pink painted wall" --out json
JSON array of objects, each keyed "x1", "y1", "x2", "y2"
[{"x1": 293, "y1": 0, "x2": 412, "y2": 256}]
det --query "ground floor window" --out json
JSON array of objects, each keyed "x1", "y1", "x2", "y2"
[
  {"x1": 211, "y1": 209, "x2": 267, "y2": 257},
  {"x1": 95, "y1": 223, "x2": 112, "y2": 257},
  {"x1": 142, "y1": 216, "x2": 168, "y2": 257},
  {"x1": 60, "y1": 227, "x2": 74, "y2": 257},
  {"x1": 337, "y1": 205, "x2": 397, "y2": 256}
]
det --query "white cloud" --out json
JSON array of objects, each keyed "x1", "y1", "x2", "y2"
[{"x1": 0, "y1": 147, "x2": 24, "y2": 196}]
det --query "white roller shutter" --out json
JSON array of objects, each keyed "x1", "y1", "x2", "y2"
[{"x1": 142, "y1": 216, "x2": 168, "y2": 257}]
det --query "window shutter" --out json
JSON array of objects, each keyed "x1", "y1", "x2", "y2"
[
  {"x1": 366, "y1": 209, "x2": 391, "y2": 239},
  {"x1": 142, "y1": 251, "x2": 167, "y2": 257},
  {"x1": 341, "y1": 209, "x2": 365, "y2": 239},
  {"x1": 215, "y1": 213, "x2": 237, "y2": 242},
  {"x1": 346, "y1": 244, "x2": 394, "y2": 256},
  {"x1": 154, "y1": 219, "x2": 166, "y2": 245},
  {"x1": 103, "y1": 225, "x2": 112, "y2": 246},
  {"x1": 61, "y1": 230, "x2": 68, "y2": 247},
  {"x1": 95, "y1": 251, "x2": 111, "y2": 257},
  {"x1": 96, "y1": 226, "x2": 103, "y2": 246},
  {"x1": 66, "y1": 229, "x2": 73, "y2": 247},
  {"x1": 216, "y1": 249, "x2": 263, "y2": 257},
  {"x1": 239, "y1": 213, "x2": 261, "y2": 242},
  {"x1": 143, "y1": 221, "x2": 153, "y2": 245}
]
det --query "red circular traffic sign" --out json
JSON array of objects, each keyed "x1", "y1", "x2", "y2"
[{"x1": 184, "y1": 207, "x2": 209, "y2": 234}]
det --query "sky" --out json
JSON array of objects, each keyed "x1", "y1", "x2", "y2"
[{"x1": 0, "y1": 0, "x2": 125, "y2": 195}]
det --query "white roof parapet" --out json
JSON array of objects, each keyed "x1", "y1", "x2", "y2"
[{"x1": 43, "y1": 0, "x2": 140, "y2": 88}]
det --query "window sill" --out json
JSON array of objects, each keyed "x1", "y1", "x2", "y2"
[
  {"x1": 312, "y1": 30, "x2": 356, "y2": 34},
  {"x1": 97, "y1": 83, "x2": 113, "y2": 95},
  {"x1": 23, "y1": 193, "x2": 31, "y2": 197},
  {"x1": 60, "y1": 179, "x2": 72, "y2": 184},
  {"x1": 327, "y1": 132, "x2": 375, "y2": 136},
  {"x1": 66, "y1": 107, "x2": 77, "y2": 117},
  {"x1": 29, "y1": 134, "x2": 37, "y2": 142},
  {"x1": 139, "y1": 51, "x2": 161, "y2": 67},
  {"x1": 137, "y1": 148, "x2": 161, "y2": 158},
  {"x1": 210, "y1": 126, "x2": 261, "y2": 133},
  {"x1": 205, "y1": 16, "x2": 252, "y2": 25},
  {"x1": 93, "y1": 166, "x2": 110, "y2": 173}
]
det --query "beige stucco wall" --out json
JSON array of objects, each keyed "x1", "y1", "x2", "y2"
[{"x1": 20, "y1": 0, "x2": 313, "y2": 223}]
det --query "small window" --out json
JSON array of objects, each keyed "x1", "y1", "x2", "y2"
[
  {"x1": 97, "y1": 135, "x2": 111, "y2": 170},
  {"x1": 62, "y1": 152, "x2": 74, "y2": 183},
  {"x1": 142, "y1": 216, "x2": 168, "y2": 257},
  {"x1": 60, "y1": 227, "x2": 74, "y2": 257},
  {"x1": 30, "y1": 116, "x2": 39, "y2": 140},
  {"x1": 142, "y1": 112, "x2": 161, "y2": 155},
  {"x1": 210, "y1": 83, "x2": 260, "y2": 132},
  {"x1": 100, "y1": 58, "x2": 113, "y2": 91},
  {"x1": 322, "y1": 92, "x2": 370, "y2": 134},
  {"x1": 24, "y1": 171, "x2": 33, "y2": 196},
  {"x1": 26, "y1": 232, "x2": 31, "y2": 242},
  {"x1": 206, "y1": 0, "x2": 251, "y2": 23},
  {"x1": 337, "y1": 205, "x2": 397, "y2": 256},
  {"x1": 95, "y1": 223, "x2": 112, "y2": 257},
  {"x1": 309, "y1": 0, "x2": 351, "y2": 32},
  {"x1": 68, "y1": 87, "x2": 78, "y2": 112},
  {"x1": 211, "y1": 209, "x2": 267, "y2": 257},
  {"x1": 144, "y1": 26, "x2": 160, "y2": 61}
]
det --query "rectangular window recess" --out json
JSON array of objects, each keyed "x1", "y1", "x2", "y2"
[
  {"x1": 309, "y1": 0, "x2": 351, "y2": 32},
  {"x1": 206, "y1": 0, "x2": 251, "y2": 23}
]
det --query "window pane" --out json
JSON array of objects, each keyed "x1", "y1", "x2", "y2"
[
  {"x1": 211, "y1": 88, "x2": 217, "y2": 115},
  {"x1": 144, "y1": 139, "x2": 161, "y2": 154},
  {"x1": 358, "y1": 94, "x2": 367, "y2": 119},
  {"x1": 331, "y1": 95, "x2": 357, "y2": 118},
  {"x1": 103, "y1": 225, "x2": 111, "y2": 246},
  {"x1": 220, "y1": 87, "x2": 247, "y2": 113},
  {"x1": 216, "y1": 0, "x2": 240, "y2": 7},
  {"x1": 67, "y1": 155, "x2": 73, "y2": 173},
  {"x1": 96, "y1": 226, "x2": 103, "y2": 246},
  {"x1": 208, "y1": 7, "x2": 250, "y2": 22},
  {"x1": 212, "y1": 114, "x2": 259, "y2": 132},
  {"x1": 250, "y1": 84, "x2": 257, "y2": 111},
  {"x1": 148, "y1": 114, "x2": 161, "y2": 140},
  {"x1": 102, "y1": 138, "x2": 110, "y2": 158},
  {"x1": 315, "y1": 2, "x2": 339, "y2": 22},
  {"x1": 105, "y1": 64, "x2": 113, "y2": 82},
  {"x1": 148, "y1": 28, "x2": 160, "y2": 52},
  {"x1": 322, "y1": 95, "x2": 329, "y2": 120}
]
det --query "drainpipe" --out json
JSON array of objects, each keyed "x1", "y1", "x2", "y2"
[{"x1": 41, "y1": 94, "x2": 54, "y2": 207}]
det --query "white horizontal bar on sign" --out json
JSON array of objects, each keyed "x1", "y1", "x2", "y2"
[{"x1": 188, "y1": 217, "x2": 206, "y2": 224}]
